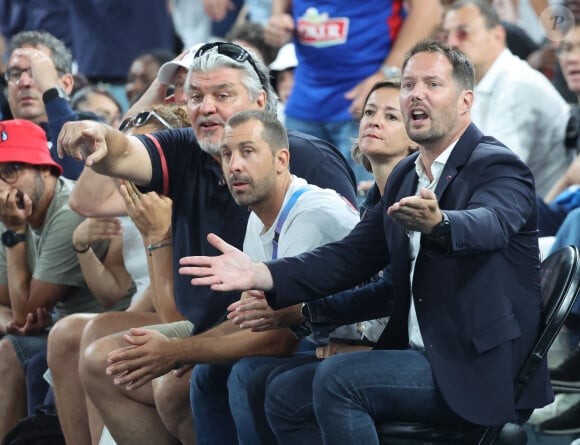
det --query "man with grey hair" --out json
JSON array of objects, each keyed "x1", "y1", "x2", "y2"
[
  {"x1": 5, "y1": 30, "x2": 88, "y2": 179},
  {"x1": 58, "y1": 42, "x2": 357, "y2": 444}
]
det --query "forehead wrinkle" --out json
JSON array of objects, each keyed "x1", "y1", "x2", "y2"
[{"x1": 189, "y1": 81, "x2": 236, "y2": 92}]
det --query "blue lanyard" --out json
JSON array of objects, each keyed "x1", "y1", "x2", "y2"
[{"x1": 272, "y1": 187, "x2": 311, "y2": 259}]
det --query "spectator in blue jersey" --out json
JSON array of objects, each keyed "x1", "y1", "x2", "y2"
[{"x1": 264, "y1": 0, "x2": 442, "y2": 185}]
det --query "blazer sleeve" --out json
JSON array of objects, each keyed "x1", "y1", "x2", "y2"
[
  {"x1": 265, "y1": 202, "x2": 388, "y2": 309},
  {"x1": 430, "y1": 148, "x2": 537, "y2": 256}
]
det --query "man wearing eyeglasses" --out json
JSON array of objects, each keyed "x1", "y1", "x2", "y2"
[
  {"x1": 59, "y1": 42, "x2": 358, "y2": 444},
  {"x1": 0, "y1": 119, "x2": 112, "y2": 438},
  {"x1": 442, "y1": 0, "x2": 571, "y2": 198},
  {"x1": 5, "y1": 30, "x2": 91, "y2": 180}
]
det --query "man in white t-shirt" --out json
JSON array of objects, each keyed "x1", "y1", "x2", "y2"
[{"x1": 188, "y1": 108, "x2": 362, "y2": 444}]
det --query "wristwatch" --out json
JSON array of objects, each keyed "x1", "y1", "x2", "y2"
[
  {"x1": 429, "y1": 212, "x2": 450, "y2": 239},
  {"x1": 1, "y1": 230, "x2": 26, "y2": 248},
  {"x1": 42, "y1": 86, "x2": 69, "y2": 104},
  {"x1": 381, "y1": 65, "x2": 401, "y2": 80}
]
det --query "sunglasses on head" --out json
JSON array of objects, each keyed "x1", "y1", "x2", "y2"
[
  {"x1": 193, "y1": 42, "x2": 269, "y2": 91},
  {"x1": 118, "y1": 110, "x2": 173, "y2": 133}
]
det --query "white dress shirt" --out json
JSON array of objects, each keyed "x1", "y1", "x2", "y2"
[
  {"x1": 407, "y1": 142, "x2": 456, "y2": 349},
  {"x1": 471, "y1": 48, "x2": 571, "y2": 197}
]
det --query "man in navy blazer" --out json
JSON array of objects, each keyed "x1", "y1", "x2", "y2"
[{"x1": 180, "y1": 40, "x2": 553, "y2": 444}]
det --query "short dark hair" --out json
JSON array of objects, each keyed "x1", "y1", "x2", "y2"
[
  {"x1": 448, "y1": 0, "x2": 502, "y2": 29},
  {"x1": 402, "y1": 39, "x2": 475, "y2": 91},
  {"x1": 226, "y1": 109, "x2": 289, "y2": 154},
  {"x1": 9, "y1": 31, "x2": 73, "y2": 74}
]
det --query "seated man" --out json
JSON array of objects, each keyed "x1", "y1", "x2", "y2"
[
  {"x1": 56, "y1": 42, "x2": 358, "y2": 444},
  {"x1": 179, "y1": 40, "x2": 552, "y2": 444},
  {"x1": 188, "y1": 109, "x2": 361, "y2": 444},
  {"x1": 0, "y1": 119, "x2": 111, "y2": 438}
]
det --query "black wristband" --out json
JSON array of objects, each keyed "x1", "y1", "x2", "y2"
[{"x1": 72, "y1": 243, "x2": 91, "y2": 253}]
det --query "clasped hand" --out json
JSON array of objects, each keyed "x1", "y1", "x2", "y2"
[{"x1": 105, "y1": 328, "x2": 176, "y2": 391}]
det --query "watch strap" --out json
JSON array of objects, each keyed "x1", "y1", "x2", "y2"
[{"x1": 42, "y1": 87, "x2": 69, "y2": 104}]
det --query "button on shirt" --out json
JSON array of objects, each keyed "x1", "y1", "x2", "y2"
[{"x1": 407, "y1": 142, "x2": 456, "y2": 349}]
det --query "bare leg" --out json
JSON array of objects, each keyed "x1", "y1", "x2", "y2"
[
  {"x1": 153, "y1": 370, "x2": 196, "y2": 445},
  {"x1": 48, "y1": 314, "x2": 97, "y2": 445},
  {"x1": 0, "y1": 338, "x2": 27, "y2": 438},
  {"x1": 79, "y1": 320, "x2": 176, "y2": 445},
  {"x1": 80, "y1": 312, "x2": 162, "y2": 444}
]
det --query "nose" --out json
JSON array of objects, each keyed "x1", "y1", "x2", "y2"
[
  {"x1": 228, "y1": 152, "x2": 243, "y2": 173},
  {"x1": 16, "y1": 69, "x2": 33, "y2": 88},
  {"x1": 173, "y1": 88, "x2": 187, "y2": 106},
  {"x1": 199, "y1": 95, "x2": 217, "y2": 115},
  {"x1": 445, "y1": 31, "x2": 460, "y2": 48}
]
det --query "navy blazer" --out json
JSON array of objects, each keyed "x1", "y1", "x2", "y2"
[{"x1": 266, "y1": 123, "x2": 553, "y2": 426}]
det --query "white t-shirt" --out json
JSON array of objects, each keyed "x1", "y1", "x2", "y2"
[
  {"x1": 243, "y1": 176, "x2": 359, "y2": 261},
  {"x1": 120, "y1": 217, "x2": 150, "y2": 302},
  {"x1": 244, "y1": 176, "x2": 388, "y2": 344}
]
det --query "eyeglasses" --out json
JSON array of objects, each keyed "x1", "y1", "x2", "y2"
[
  {"x1": 193, "y1": 42, "x2": 269, "y2": 91},
  {"x1": 0, "y1": 163, "x2": 23, "y2": 184},
  {"x1": 118, "y1": 110, "x2": 173, "y2": 133},
  {"x1": 440, "y1": 27, "x2": 471, "y2": 44},
  {"x1": 4, "y1": 67, "x2": 33, "y2": 86},
  {"x1": 558, "y1": 41, "x2": 580, "y2": 57}
]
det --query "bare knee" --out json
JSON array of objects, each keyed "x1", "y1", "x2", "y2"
[
  {"x1": 47, "y1": 313, "x2": 94, "y2": 369},
  {"x1": 79, "y1": 332, "x2": 124, "y2": 389}
]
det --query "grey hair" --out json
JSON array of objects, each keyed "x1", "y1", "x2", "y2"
[
  {"x1": 9, "y1": 31, "x2": 73, "y2": 74},
  {"x1": 187, "y1": 45, "x2": 278, "y2": 113}
]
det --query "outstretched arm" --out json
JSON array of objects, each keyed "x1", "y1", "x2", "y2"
[
  {"x1": 57, "y1": 120, "x2": 152, "y2": 185},
  {"x1": 179, "y1": 233, "x2": 274, "y2": 292}
]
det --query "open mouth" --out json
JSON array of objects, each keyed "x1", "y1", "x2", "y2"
[{"x1": 411, "y1": 109, "x2": 428, "y2": 121}]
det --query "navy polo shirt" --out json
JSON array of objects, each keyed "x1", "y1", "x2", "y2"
[{"x1": 138, "y1": 127, "x2": 356, "y2": 333}]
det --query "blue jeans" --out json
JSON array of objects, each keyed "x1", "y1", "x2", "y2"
[
  {"x1": 231, "y1": 353, "x2": 319, "y2": 445},
  {"x1": 284, "y1": 116, "x2": 374, "y2": 184},
  {"x1": 266, "y1": 349, "x2": 467, "y2": 445},
  {"x1": 190, "y1": 363, "x2": 237, "y2": 445},
  {"x1": 190, "y1": 358, "x2": 302, "y2": 445},
  {"x1": 550, "y1": 206, "x2": 580, "y2": 318}
]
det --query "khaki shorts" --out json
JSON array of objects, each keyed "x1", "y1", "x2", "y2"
[{"x1": 144, "y1": 320, "x2": 195, "y2": 338}]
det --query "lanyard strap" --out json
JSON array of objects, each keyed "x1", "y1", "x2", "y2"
[{"x1": 272, "y1": 186, "x2": 311, "y2": 259}]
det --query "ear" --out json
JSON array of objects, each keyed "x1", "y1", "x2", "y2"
[
  {"x1": 459, "y1": 89, "x2": 474, "y2": 115},
  {"x1": 275, "y1": 148, "x2": 290, "y2": 173},
  {"x1": 494, "y1": 24, "x2": 506, "y2": 45},
  {"x1": 256, "y1": 90, "x2": 267, "y2": 110},
  {"x1": 60, "y1": 73, "x2": 75, "y2": 96}
]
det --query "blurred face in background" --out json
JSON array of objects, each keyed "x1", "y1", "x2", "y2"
[
  {"x1": 75, "y1": 91, "x2": 122, "y2": 127},
  {"x1": 6, "y1": 46, "x2": 53, "y2": 123},
  {"x1": 558, "y1": 25, "x2": 580, "y2": 98},
  {"x1": 126, "y1": 55, "x2": 161, "y2": 105}
]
